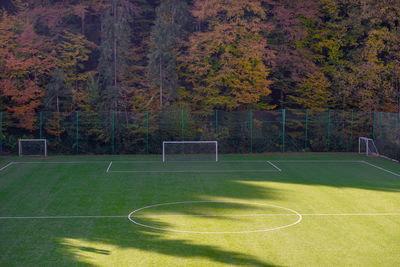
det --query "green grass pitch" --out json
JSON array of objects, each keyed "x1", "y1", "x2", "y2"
[{"x1": 0, "y1": 153, "x2": 399, "y2": 266}]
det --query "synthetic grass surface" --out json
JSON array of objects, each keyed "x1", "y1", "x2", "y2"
[{"x1": 0, "y1": 153, "x2": 399, "y2": 266}]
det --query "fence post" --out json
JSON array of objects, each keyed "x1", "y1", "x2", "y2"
[
  {"x1": 305, "y1": 109, "x2": 308, "y2": 152},
  {"x1": 350, "y1": 110, "x2": 354, "y2": 151},
  {"x1": 112, "y1": 110, "x2": 115, "y2": 154},
  {"x1": 372, "y1": 111, "x2": 375, "y2": 139},
  {"x1": 40, "y1": 112, "x2": 43, "y2": 139},
  {"x1": 282, "y1": 109, "x2": 286, "y2": 152},
  {"x1": 395, "y1": 113, "x2": 398, "y2": 142},
  {"x1": 76, "y1": 111, "x2": 79, "y2": 154},
  {"x1": 379, "y1": 112, "x2": 382, "y2": 139},
  {"x1": 386, "y1": 113, "x2": 390, "y2": 153},
  {"x1": 250, "y1": 110, "x2": 253, "y2": 153},
  {"x1": 181, "y1": 109, "x2": 184, "y2": 141},
  {"x1": 396, "y1": 113, "x2": 399, "y2": 158},
  {"x1": 215, "y1": 110, "x2": 218, "y2": 141},
  {"x1": 327, "y1": 110, "x2": 331, "y2": 152},
  {"x1": 146, "y1": 111, "x2": 149, "y2": 154},
  {"x1": 0, "y1": 112, "x2": 2, "y2": 155}
]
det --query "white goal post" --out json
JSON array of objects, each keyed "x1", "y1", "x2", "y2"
[
  {"x1": 358, "y1": 137, "x2": 379, "y2": 156},
  {"x1": 163, "y1": 141, "x2": 218, "y2": 162},
  {"x1": 18, "y1": 139, "x2": 47, "y2": 157}
]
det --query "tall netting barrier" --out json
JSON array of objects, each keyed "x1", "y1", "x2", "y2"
[
  {"x1": 253, "y1": 110, "x2": 282, "y2": 152},
  {"x1": 0, "y1": 110, "x2": 399, "y2": 160},
  {"x1": 373, "y1": 112, "x2": 399, "y2": 160}
]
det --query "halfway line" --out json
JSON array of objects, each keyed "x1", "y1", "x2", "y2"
[
  {"x1": 2, "y1": 213, "x2": 399, "y2": 220},
  {"x1": 0, "y1": 215, "x2": 127, "y2": 220}
]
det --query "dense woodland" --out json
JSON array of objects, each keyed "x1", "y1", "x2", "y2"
[{"x1": 1, "y1": 0, "x2": 400, "y2": 130}]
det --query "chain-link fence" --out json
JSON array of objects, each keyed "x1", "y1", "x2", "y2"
[{"x1": 0, "y1": 109, "x2": 398, "y2": 160}]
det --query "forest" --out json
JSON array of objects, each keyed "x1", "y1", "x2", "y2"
[
  {"x1": 0, "y1": 1, "x2": 399, "y2": 155},
  {"x1": 1, "y1": 0, "x2": 400, "y2": 115}
]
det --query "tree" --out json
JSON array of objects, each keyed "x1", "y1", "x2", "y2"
[
  {"x1": 179, "y1": 0, "x2": 274, "y2": 110},
  {"x1": 298, "y1": 0, "x2": 400, "y2": 112},
  {"x1": 0, "y1": 12, "x2": 56, "y2": 130},
  {"x1": 98, "y1": 0, "x2": 136, "y2": 111},
  {"x1": 44, "y1": 69, "x2": 71, "y2": 112},
  {"x1": 264, "y1": 0, "x2": 319, "y2": 108},
  {"x1": 290, "y1": 71, "x2": 332, "y2": 111},
  {"x1": 54, "y1": 30, "x2": 96, "y2": 109},
  {"x1": 147, "y1": 0, "x2": 190, "y2": 108}
]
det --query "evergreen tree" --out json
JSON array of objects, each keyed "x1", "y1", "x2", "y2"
[
  {"x1": 147, "y1": 0, "x2": 190, "y2": 108},
  {"x1": 98, "y1": 0, "x2": 135, "y2": 111}
]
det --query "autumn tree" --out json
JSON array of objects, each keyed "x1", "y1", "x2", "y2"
[
  {"x1": 0, "y1": 12, "x2": 56, "y2": 130},
  {"x1": 179, "y1": 0, "x2": 274, "y2": 110},
  {"x1": 297, "y1": 0, "x2": 400, "y2": 113},
  {"x1": 54, "y1": 30, "x2": 96, "y2": 109},
  {"x1": 264, "y1": 0, "x2": 319, "y2": 109}
]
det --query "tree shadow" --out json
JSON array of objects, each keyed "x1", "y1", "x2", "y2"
[
  {"x1": 57, "y1": 217, "x2": 279, "y2": 266},
  {"x1": 0, "y1": 173, "x2": 282, "y2": 266}
]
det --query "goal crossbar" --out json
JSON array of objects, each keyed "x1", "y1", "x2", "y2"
[
  {"x1": 358, "y1": 137, "x2": 379, "y2": 156},
  {"x1": 163, "y1": 141, "x2": 218, "y2": 162}
]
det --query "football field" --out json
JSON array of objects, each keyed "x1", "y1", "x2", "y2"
[{"x1": 0, "y1": 153, "x2": 399, "y2": 266}]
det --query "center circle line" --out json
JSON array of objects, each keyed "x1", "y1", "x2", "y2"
[{"x1": 128, "y1": 201, "x2": 302, "y2": 234}]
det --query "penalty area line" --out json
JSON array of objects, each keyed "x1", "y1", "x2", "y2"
[
  {"x1": 108, "y1": 169, "x2": 280, "y2": 173},
  {"x1": 0, "y1": 162, "x2": 14, "y2": 172},
  {"x1": 106, "y1": 161, "x2": 113, "y2": 173},
  {"x1": 267, "y1": 161, "x2": 282, "y2": 172},
  {"x1": 362, "y1": 161, "x2": 400, "y2": 177}
]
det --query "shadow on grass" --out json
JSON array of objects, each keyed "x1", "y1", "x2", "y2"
[
  {"x1": 58, "y1": 218, "x2": 278, "y2": 266},
  {"x1": 0, "y1": 176, "x2": 281, "y2": 266}
]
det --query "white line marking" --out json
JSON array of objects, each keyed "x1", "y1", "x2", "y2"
[
  {"x1": 0, "y1": 162, "x2": 14, "y2": 171},
  {"x1": 267, "y1": 161, "x2": 282, "y2": 172},
  {"x1": 106, "y1": 161, "x2": 113, "y2": 173},
  {"x1": 0, "y1": 215, "x2": 126, "y2": 220},
  {"x1": 13, "y1": 161, "x2": 108, "y2": 164},
  {"x1": 132, "y1": 213, "x2": 400, "y2": 218},
  {"x1": 301, "y1": 213, "x2": 400, "y2": 216},
  {"x1": 361, "y1": 161, "x2": 400, "y2": 177},
  {"x1": 109, "y1": 170, "x2": 280, "y2": 173},
  {"x1": 270, "y1": 160, "x2": 363, "y2": 163},
  {"x1": 128, "y1": 201, "x2": 302, "y2": 234},
  {"x1": 132, "y1": 214, "x2": 297, "y2": 218},
  {"x1": 1, "y1": 213, "x2": 399, "y2": 220}
]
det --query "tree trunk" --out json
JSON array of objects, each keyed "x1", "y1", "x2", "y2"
[
  {"x1": 81, "y1": 15, "x2": 85, "y2": 35},
  {"x1": 56, "y1": 95, "x2": 59, "y2": 113},
  {"x1": 160, "y1": 56, "x2": 163, "y2": 108}
]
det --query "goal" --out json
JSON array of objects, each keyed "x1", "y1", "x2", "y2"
[
  {"x1": 18, "y1": 139, "x2": 47, "y2": 157},
  {"x1": 163, "y1": 141, "x2": 218, "y2": 162},
  {"x1": 358, "y1": 137, "x2": 379, "y2": 156}
]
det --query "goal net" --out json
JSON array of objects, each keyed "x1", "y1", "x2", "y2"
[
  {"x1": 358, "y1": 137, "x2": 379, "y2": 156},
  {"x1": 19, "y1": 139, "x2": 47, "y2": 157},
  {"x1": 163, "y1": 141, "x2": 218, "y2": 162}
]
